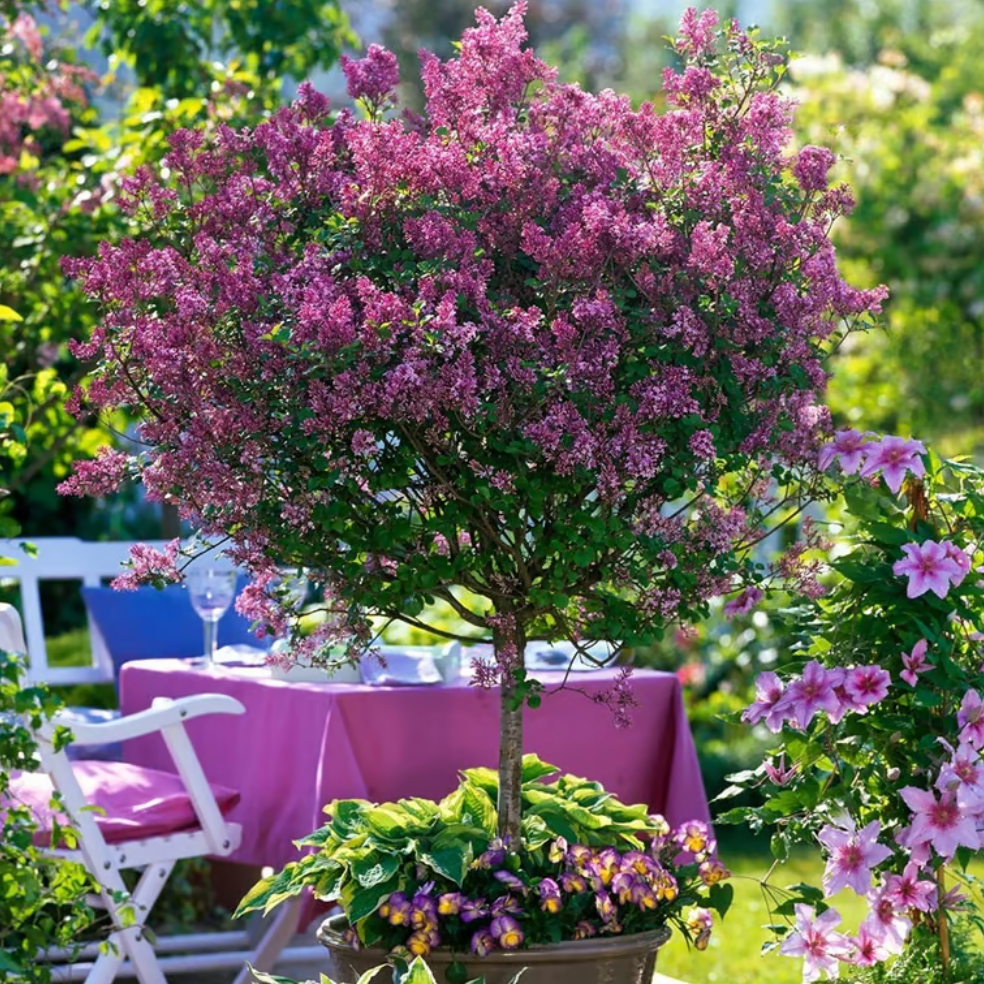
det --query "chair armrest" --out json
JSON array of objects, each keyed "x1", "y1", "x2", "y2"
[{"x1": 50, "y1": 694, "x2": 245, "y2": 746}]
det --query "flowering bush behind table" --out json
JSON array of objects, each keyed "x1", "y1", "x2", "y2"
[{"x1": 723, "y1": 436, "x2": 984, "y2": 982}]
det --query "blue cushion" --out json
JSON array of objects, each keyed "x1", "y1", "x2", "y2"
[
  {"x1": 61, "y1": 706, "x2": 123, "y2": 762},
  {"x1": 81, "y1": 578, "x2": 259, "y2": 677}
]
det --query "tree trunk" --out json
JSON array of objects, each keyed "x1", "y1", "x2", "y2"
[{"x1": 495, "y1": 620, "x2": 526, "y2": 844}]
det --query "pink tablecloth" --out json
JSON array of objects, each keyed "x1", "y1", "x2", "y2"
[{"x1": 120, "y1": 661, "x2": 709, "y2": 885}]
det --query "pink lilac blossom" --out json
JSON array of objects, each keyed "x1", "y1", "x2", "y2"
[
  {"x1": 858, "y1": 435, "x2": 927, "y2": 494},
  {"x1": 340, "y1": 44, "x2": 400, "y2": 105},
  {"x1": 779, "y1": 904, "x2": 852, "y2": 983},
  {"x1": 900, "y1": 638, "x2": 931, "y2": 687},
  {"x1": 56, "y1": 6, "x2": 887, "y2": 658},
  {"x1": 794, "y1": 146, "x2": 838, "y2": 194},
  {"x1": 110, "y1": 539, "x2": 182, "y2": 591},
  {"x1": 892, "y1": 540, "x2": 965, "y2": 599},
  {"x1": 898, "y1": 785, "x2": 981, "y2": 861},
  {"x1": 817, "y1": 817, "x2": 892, "y2": 897}
]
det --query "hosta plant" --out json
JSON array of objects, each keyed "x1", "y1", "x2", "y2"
[
  {"x1": 723, "y1": 436, "x2": 984, "y2": 981},
  {"x1": 238, "y1": 755, "x2": 730, "y2": 971}
]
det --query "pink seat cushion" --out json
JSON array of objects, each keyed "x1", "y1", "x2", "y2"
[{"x1": 7, "y1": 761, "x2": 240, "y2": 845}]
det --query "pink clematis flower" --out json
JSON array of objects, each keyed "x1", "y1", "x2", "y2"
[
  {"x1": 942, "y1": 541, "x2": 971, "y2": 587},
  {"x1": 899, "y1": 785, "x2": 981, "y2": 860},
  {"x1": 900, "y1": 639, "x2": 931, "y2": 687},
  {"x1": 958, "y1": 690, "x2": 984, "y2": 749},
  {"x1": 723, "y1": 586, "x2": 763, "y2": 617},
  {"x1": 936, "y1": 739, "x2": 984, "y2": 810},
  {"x1": 818, "y1": 429, "x2": 869, "y2": 474},
  {"x1": 863, "y1": 885, "x2": 912, "y2": 955},
  {"x1": 859, "y1": 435, "x2": 927, "y2": 494},
  {"x1": 892, "y1": 541, "x2": 964, "y2": 600},
  {"x1": 841, "y1": 665, "x2": 891, "y2": 711},
  {"x1": 779, "y1": 904, "x2": 852, "y2": 983},
  {"x1": 764, "y1": 753, "x2": 798, "y2": 787},
  {"x1": 848, "y1": 921, "x2": 891, "y2": 968},
  {"x1": 781, "y1": 661, "x2": 842, "y2": 730},
  {"x1": 817, "y1": 816, "x2": 892, "y2": 897},
  {"x1": 883, "y1": 862, "x2": 937, "y2": 914},
  {"x1": 742, "y1": 671, "x2": 787, "y2": 733}
]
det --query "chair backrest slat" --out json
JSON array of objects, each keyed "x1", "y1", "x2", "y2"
[{"x1": 0, "y1": 538, "x2": 167, "y2": 684}]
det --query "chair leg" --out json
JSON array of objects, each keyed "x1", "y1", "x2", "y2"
[
  {"x1": 86, "y1": 862, "x2": 173, "y2": 984},
  {"x1": 231, "y1": 895, "x2": 303, "y2": 984}
]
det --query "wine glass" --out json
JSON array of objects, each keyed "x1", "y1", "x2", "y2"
[
  {"x1": 187, "y1": 569, "x2": 238, "y2": 666},
  {"x1": 267, "y1": 568, "x2": 309, "y2": 660}
]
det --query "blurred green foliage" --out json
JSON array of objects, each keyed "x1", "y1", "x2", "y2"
[
  {"x1": 0, "y1": 0, "x2": 353, "y2": 545},
  {"x1": 91, "y1": 0, "x2": 355, "y2": 98},
  {"x1": 792, "y1": 45, "x2": 984, "y2": 454},
  {"x1": 0, "y1": 652, "x2": 99, "y2": 979}
]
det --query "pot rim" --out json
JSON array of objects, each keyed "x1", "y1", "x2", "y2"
[{"x1": 317, "y1": 912, "x2": 672, "y2": 965}]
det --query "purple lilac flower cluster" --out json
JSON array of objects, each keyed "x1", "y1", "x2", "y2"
[
  {"x1": 59, "y1": 4, "x2": 886, "y2": 666},
  {"x1": 370, "y1": 823, "x2": 727, "y2": 957}
]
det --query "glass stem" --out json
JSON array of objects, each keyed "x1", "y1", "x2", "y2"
[{"x1": 203, "y1": 618, "x2": 217, "y2": 663}]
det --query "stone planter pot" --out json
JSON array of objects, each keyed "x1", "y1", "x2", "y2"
[{"x1": 317, "y1": 914, "x2": 672, "y2": 984}]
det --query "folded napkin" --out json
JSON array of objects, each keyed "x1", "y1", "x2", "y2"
[{"x1": 360, "y1": 650, "x2": 443, "y2": 686}]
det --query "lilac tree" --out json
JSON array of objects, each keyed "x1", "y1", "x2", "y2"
[{"x1": 61, "y1": 5, "x2": 884, "y2": 840}]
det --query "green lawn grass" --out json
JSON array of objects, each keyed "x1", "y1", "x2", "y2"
[{"x1": 657, "y1": 836, "x2": 866, "y2": 984}]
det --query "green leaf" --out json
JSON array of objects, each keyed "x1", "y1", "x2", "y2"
[
  {"x1": 235, "y1": 866, "x2": 304, "y2": 917},
  {"x1": 247, "y1": 967, "x2": 306, "y2": 984},
  {"x1": 343, "y1": 874, "x2": 401, "y2": 923},
  {"x1": 419, "y1": 841, "x2": 472, "y2": 886},
  {"x1": 0, "y1": 305, "x2": 22, "y2": 321},
  {"x1": 362, "y1": 803, "x2": 413, "y2": 840},
  {"x1": 786, "y1": 882, "x2": 825, "y2": 902},
  {"x1": 460, "y1": 766, "x2": 499, "y2": 797},
  {"x1": 351, "y1": 853, "x2": 399, "y2": 889},
  {"x1": 461, "y1": 784, "x2": 497, "y2": 835},
  {"x1": 708, "y1": 881, "x2": 734, "y2": 918},
  {"x1": 521, "y1": 754, "x2": 560, "y2": 783},
  {"x1": 403, "y1": 957, "x2": 439, "y2": 984},
  {"x1": 355, "y1": 968, "x2": 390, "y2": 984}
]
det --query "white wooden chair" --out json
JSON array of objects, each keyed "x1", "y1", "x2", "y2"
[
  {"x1": 2, "y1": 602, "x2": 317, "y2": 983},
  {"x1": 32, "y1": 694, "x2": 247, "y2": 983}
]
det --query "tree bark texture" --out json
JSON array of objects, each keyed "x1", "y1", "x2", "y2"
[{"x1": 495, "y1": 621, "x2": 526, "y2": 843}]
